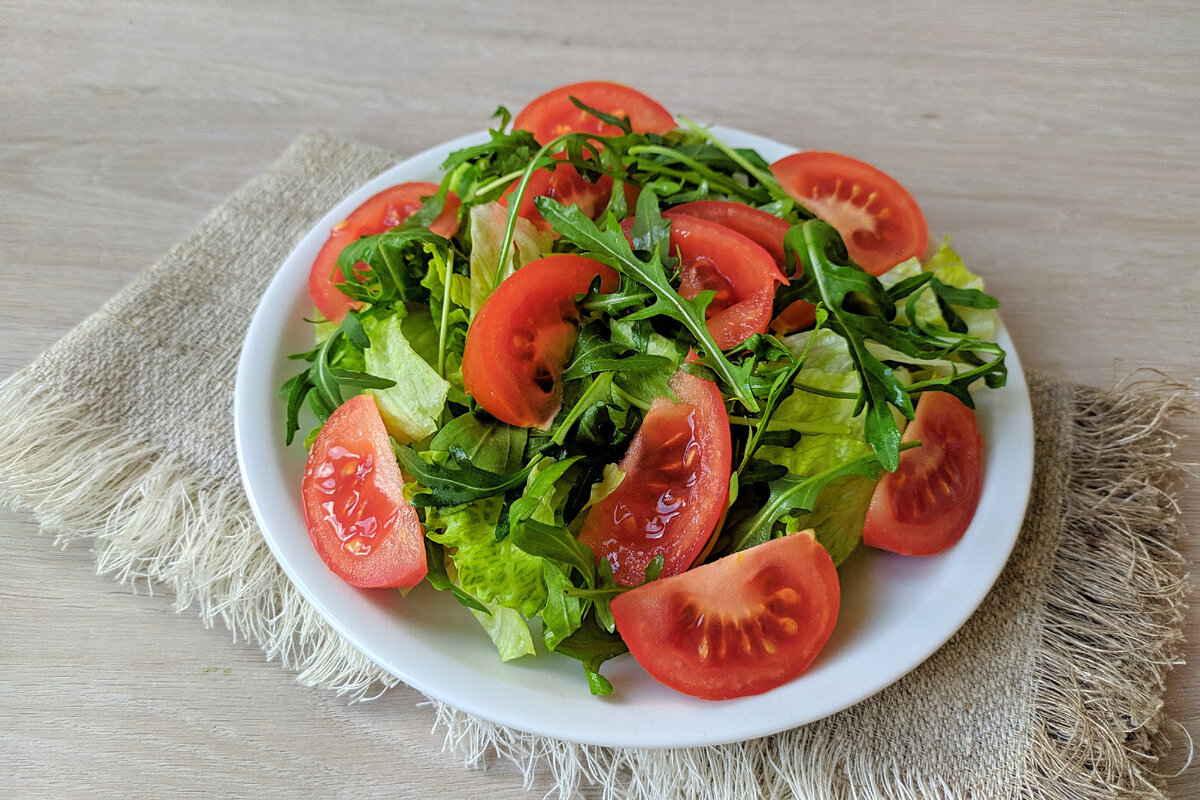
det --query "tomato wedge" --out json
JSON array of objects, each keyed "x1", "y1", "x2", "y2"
[
  {"x1": 308, "y1": 182, "x2": 461, "y2": 323},
  {"x1": 461, "y1": 254, "x2": 617, "y2": 429},
  {"x1": 863, "y1": 391, "x2": 984, "y2": 556},
  {"x1": 770, "y1": 152, "x2": 927, "y2": 276},
  {"x1": 668, "y1": 200, "x2": 818, "y2": 335},
  {"x1": 628, "y1": 213, "x2": 785, "y2": 349},
  {"x1": 512, "y1": 81, "x2": 676, "y2": 145},
  {"x1": 301, "y1": 394, "x2": 427, "y2": 588},
  {"x1": 610, "y1": 530, "x2": 840, "y2": 700},
  {"x1": 500, "y1": 162, "x2": 616, "y2": 232},
  {"x1": 578, "y1": 365, "x2": 731, "y2": 587}
]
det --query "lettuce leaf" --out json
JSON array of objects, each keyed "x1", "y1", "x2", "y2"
[
  {"x1": 361, "y1": 313, "x2": 450, "y2": 444},
  {"x1": 757, "y1": 328, "x2": 875, "y2": 565},
  {"x1": 425, "y1": 498, "x2": 547, "y2": 618},
  {"x1": 468, "y1": 602, "x2": 536, "y2": 662},
  {"x1": 467, "y1": 201, "x2": 554, "y2": 317}
]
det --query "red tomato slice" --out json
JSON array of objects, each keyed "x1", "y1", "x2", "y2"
[
  {"x1": 668, "y1": 200, "x2": 791, "y2": 267},
  {"x1": 668, "y1": 200, "x2": 818, "y2": 335},
  {"x1": 863, "y1": 391, "x2": 984, "y2": 556},
  {"x1": 770, "y1": 152, "x2": 928, "y2": 276},
  {"x1": 461, "y1": 254, "x2": 617, "y2": 429},
  {"x1": 301, "y1": 394, "x2": 428, "y2": 588},
  {"x1": 626, "y1": 213, "x2": 785, "y2": 350},
  {"x1": 308, "y1": 182, "x2": 461, "y2": 323},
  {"x1": 578, "y1": 365, "x2": 731, "y2": 587},
  {"x1": 610, "y1": 530, "x2": 840, "y2": 700},
  {"x1": 500, "y1": 162, "x2": 615, "y2": 232},
  {"x1": 512, "y1": 81, "x2": 676, "y2": 145}
]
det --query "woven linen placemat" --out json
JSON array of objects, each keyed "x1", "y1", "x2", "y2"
[{"x1": 0, "y1": 131, "x2": 1191, "y2": 800}]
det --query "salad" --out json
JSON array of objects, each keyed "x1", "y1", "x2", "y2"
[{"x1": 281, "y1": 81, "x2": 1006, "y2": 701}]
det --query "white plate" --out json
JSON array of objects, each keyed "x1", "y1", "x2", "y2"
[{"x1": 234, "y1": 126, "x2": 1034, "y2": 748}]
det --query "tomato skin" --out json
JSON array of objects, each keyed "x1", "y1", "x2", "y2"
[
  {"x1": 610, "y1": 530, "x2": 840, "y2": 700},
  {"x1": 461, "y1": 255, "x2": 617, "y2": 429},
  {"x1": 578, "y1": 365, "x2": 731, "y2": 587},
  {"x1": 512, "y1": 81, "x2": 676, "y2": 145},
  {"x1": 308, "y1": 183, "x2": 461, "y2": 323},
  {"x1": 301, "y1": 394, "x2": 428, "y2": 589},
  {"x1": 668, "y1": 200, "x2": 819, "y2": 335},
  {"x1": 770, "y1": 152, "x2": 928, "y2": 276},
  {"x1": 863, "y1": 391, "x2": 984, "y2": 556},
  {"x1": 634, "y1": 213, "x2": 785, "y2": 349},
  {"x1": 668, "y1": 200, "x2": 791, "y2": 267}
]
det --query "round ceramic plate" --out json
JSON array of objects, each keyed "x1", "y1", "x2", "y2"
[{"x1": 234, "y1": 126, "x2": 1034, "y2": 749}]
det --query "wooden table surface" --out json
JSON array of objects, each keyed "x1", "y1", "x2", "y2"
[{"x1": 2, "y1": 2, "x2": 1196, "y2": 797}]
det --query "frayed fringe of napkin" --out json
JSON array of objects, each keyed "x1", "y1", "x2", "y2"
[
  {"x1": 0, "y1": 370, "x2": 398, "y2": 698},
  {"x1": 1023, "y1": 379, "x2": 1192, "y2": 799},
  {"x1": 0, "y1": 369, "x2": 1191, "y2": 800}
]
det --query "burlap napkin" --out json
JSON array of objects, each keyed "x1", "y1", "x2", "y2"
[{"x1": 0, "y1": 131, "x2": 1191, "y2": 800}]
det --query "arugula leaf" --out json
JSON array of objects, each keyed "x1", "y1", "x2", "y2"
[
  {"x1": 541, "y1": 561, "x2": 585, "y2": 650},
  {"x1": 279, "y1": 313, "x2": 396, "y2": 446},
  {"x1": 782, "y1": 220, "x2": 915, "y2": 470},
  {"x1": 510, "y1": 519, "x2": 597, "y2": 589},
  {"x1": 561, "y1": 323, "x2": 672, "y2": 381},
  {"x1": 552, "y1": 612, "x2": 629, "y2": 696},
  {"x1": 429, "y1": 412, "x2": 528, "y2": 474},
  {"x1": 536, "y1": 191, "x2": 760, "y2": 411},
  {"x1": 726, "y1": 444, "x2": 918, "y2": 553},
  {"x1": 396, "y1": 445, "x2": 540, "y2": 507}
]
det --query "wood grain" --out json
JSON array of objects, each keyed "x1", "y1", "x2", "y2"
[{"x1": 1, "y1": 1, "x2": 1196, "y2": 796}]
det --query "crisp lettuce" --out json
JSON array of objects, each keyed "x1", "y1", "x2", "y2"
[
  {"x1": 424, "y1": 498, "x2": 547, "y2": 619},
  {"x1": 467, "y1": 201, "x2": 554, "y2": 316},
  {"x1": 468, "y1": 602, "x2": 536, "y2": 662},
  {"x1": 758, "y1": 328, "x2": 875, "y2": 565},
  {"x1": 361, "y1": 313, "x2": 450, "y2": 444}
]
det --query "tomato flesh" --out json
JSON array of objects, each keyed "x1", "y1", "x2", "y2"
[
  {"x1": 610, "y1": 530, "x2": 840, "y2": 700},
  {"x1": 308, "y1": 182, "x2": 461, "y2": 323},
  {"x1": 863, "y1": 391, "x2": 984, "y2": 556},
  {"x1": 461, "y1": 255, "x2": 617, "y2": 429},
  {"x1": 771, "y1": 152, "x2": 927, "y2": 276},
  {"x1": 579, "y1": 366, "x2": 731, "y2": 587},
  {"x1": 301, "y1": 394, "x2": 427, "y2": 588},
  {"x1": 512, "y1": 81, "x2": 675, "y2": 145}
]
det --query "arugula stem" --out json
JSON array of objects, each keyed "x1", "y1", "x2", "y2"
[
  {"x1": 627, "y1": 145, "x2": 755, "y2": 198},
  {"x1": 727, "y1": 415, "x2": 848, "y2": 435},
  {"x1": 436, "y1": 248, "x2": 453, "y2": 379},
  {"x1": 493, "y1": 132, "x2": 599, "y2": 287},
  {"x1": 736, "y1": 322, "x2": 821, "y2": 475},
  {"x1": 791, "y1": 382, "x2": 860, "y2": 400},
  {"x1": 466, "y1": 168, "x2": 528, "y2": 201},
  {"x1": 609, "y1": 381, "x2": 652, "y2": 412},
  {"x1": 677, "y1": 116, "x2": 790, "y2": 203}
]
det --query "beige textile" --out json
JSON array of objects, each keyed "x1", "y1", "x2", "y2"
[{"x1": 0, "y1": 132, "x2": 1189, "y2": 800}]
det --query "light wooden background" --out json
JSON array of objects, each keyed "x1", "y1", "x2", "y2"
[{"x1": 1, "y1": 1, "x2": 1196, "y2": 797}]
